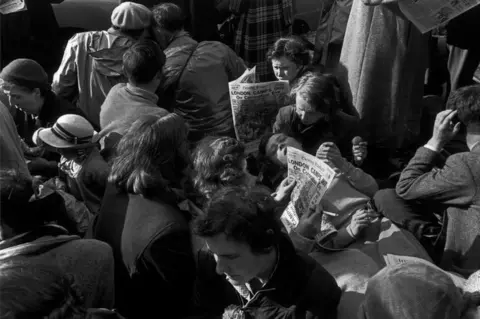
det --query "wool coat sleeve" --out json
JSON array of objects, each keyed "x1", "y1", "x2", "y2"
[{"x1": 396, "y1": 147, "x2": 476, "y2": 206}]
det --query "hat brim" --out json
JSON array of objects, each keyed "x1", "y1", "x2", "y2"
[{"x1": 38, "y1": 128, "x2": 98, "y2": 150}]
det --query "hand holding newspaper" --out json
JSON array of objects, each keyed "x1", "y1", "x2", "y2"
[
  {"x1": 229, "y1": 67, "x2": 290, "y2": 154},
  {"x1": 280, "y1": 148, "x2": 336, "y2": 233}
]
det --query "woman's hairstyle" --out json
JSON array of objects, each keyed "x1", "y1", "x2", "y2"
[
  {"x1": 193, "y1": 186, "x2": 282, "y2": 254},
  {"x1": 192, "y1": 136, "x2": 247, "y2": 199},
  {"x1": 109, "y1": 113, "x2": 189, "y2": 198},
  {"x1": 0, "y1": 169, "x2": 58, "y2": 234},
  {"x1": 291, "y1": 72, "x2": 348, "y2": 116},
  {"x1": 0, "y1": 259, "x2": 86, "y2": 319},
  {"x1": 266, "y1": 36, "x2": 311, "y2": 67}
]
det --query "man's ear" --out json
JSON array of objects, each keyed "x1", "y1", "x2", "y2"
[{"x1": 33, "y1": 88, "x2": 42, "y2": 97}]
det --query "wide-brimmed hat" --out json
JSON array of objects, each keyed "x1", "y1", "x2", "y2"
[{"x1": 36, "y1": 114, "x2": 99, "y2": 149}]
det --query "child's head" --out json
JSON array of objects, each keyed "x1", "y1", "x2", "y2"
[{"x1": 33, "y1": 114, "x2": 98, "y2": 159}]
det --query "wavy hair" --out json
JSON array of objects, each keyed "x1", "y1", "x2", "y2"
[
  {"x1": 266, "y1": 36, "x2": 311, "y2": 67},
  {"x1": 0, "y1": 259, "x2": 86, "y2": 319},
  {"x1": 109, "y1": 113, "x2": 189, "y2": 198},
  {"x1": 192, "y1": 136, "x2": 247, "y2": 200}
]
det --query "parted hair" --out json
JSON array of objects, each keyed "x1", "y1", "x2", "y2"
[
  {"x1": 192, "y1": 136, "x2": 247, "y2": 200},
  {"x1": 447, "y1": 84, "x2": 480, "y2": 125},
  {"x1": 291, "y1": 72, "x2": 346, "y2": 115},
  {"x1": 266, "y1": 36, "x2": 311, "y2": 67},
  {"x1": 0, "y1": 259, "x2": 86, "y2": 319},
  {"x1": 123, "y1": 39, "x2": 166, "y2": 85},
  {"x1": 193, "y1": 186, "x2": 282, "y2": 254},
  {"x1": 109, "y1": 113, "x2": 189, "y2": 198}
]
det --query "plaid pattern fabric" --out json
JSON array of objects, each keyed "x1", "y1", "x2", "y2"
[{"x1": 231, "y1": 0, "x2": 293, "y2": 82}]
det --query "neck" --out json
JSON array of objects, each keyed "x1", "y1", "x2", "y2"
[
  {"x1": 129, "y1": 81, "x2": 158, "y2": 94},
  {"x1": 466, "y1": 135, "x2": 480, "y2": 150},
  {"x1": 256, "y1": 248, "x2": 277, "y2": 284},
  {"x1": 466, "y1": 125, "x2": 480, "y2": 150}
]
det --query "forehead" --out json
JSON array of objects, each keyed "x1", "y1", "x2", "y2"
[
  {"x1": 271, "y1": 57, "x2": 296, "y2": 68},
  {"x1": 295, "y1": 95, "x2": 315, "y2": 111},
  {"x1": 2, "y1": 84, "x2": 30, "y2": 96},
  {"x1": 205, "y1": 233, "x2": 251, "y2": 256}
]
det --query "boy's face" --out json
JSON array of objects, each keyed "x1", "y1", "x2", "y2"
[
  {"x1": 205, "y1": 233, "x2": 270, "y2": 286},
  {"x1": 265, "y1": 133, "x2": 302, "y2": 167},
  {"x1": 3, "y1": 85, "x2": 42, "y2": 116}
]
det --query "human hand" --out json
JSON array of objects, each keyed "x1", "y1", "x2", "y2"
[
  {"x1": 316, "y1": 142, "x2": 347, "y2": 171},
  {"x1": 295, "y1": 204, "x2": 323, "y2": 239},
  {"x1": 272, "y1": 177, "x2": 296, "y2": 204},
  {"x1": 347, "y1": 209, "x2": 378, "y2": 238},
  {"x1": 427, "y1": 109, "x2": 461, "y2": 152},
  {"x1": 353, "y1": 142, "x2": 368, "y2": 165}
]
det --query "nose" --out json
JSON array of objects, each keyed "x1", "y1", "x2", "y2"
[
  {"x1": 215, "y1": 257, "x2": 228, "y2": 276},
  {"x1": 8, "y1": 95, "x2": 14, "y2": 106}
]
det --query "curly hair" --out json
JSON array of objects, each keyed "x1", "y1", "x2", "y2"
[
  {"x1": 192, "y1": 136, "x2": 247, "y2": 200},
  {"x1": 0, "y1": 259, "x2": 86, "y2": 319},
  {"x1": 447, "y1": 84, "x2": 480, "y2": 125},
  {"x1": 109, "y1": 113, "x2": 189, "y2": 198},
  {"x1": 266, "y1": 36, "x2": 311, "y2": 67}
]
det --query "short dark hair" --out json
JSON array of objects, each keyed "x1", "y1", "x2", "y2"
[
  {"x1": 266, "y1": 36, "x2": 311, "y2": 66},
  {"x1": 193, "y1": 186, "x2": 282, "y2": 254},
  {"x1": 447, "y1": 85, "x2": 480, "y2": 125},
  {"x1": 192, "y1": 136, "x2": 247, "y2": 200},
  {"x1": 123, "y1": 39, "x2": 166, "y2": 85},
  {"x1": 152, "y1": 3, "x2": 185, "y2": 33},
  {"x1": 291, "y1": 72, "x2": 345, "y2": 115},
  {"x1": 109, "y1": 113, "x2": 189, "y2": 198},
  {"x1": 0, "y1": 259, "x2": 85, "y2": 319}
]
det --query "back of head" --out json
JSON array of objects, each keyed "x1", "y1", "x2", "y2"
[
  {"x1": 109, "y1": 113, "x2": 189, "y2": 198},
  {"x1": 192, "y1": 136, "x2": 247, "y2": 199},
  {"x1": 123, "y1": 39, "x2": 166, "y2": 85},
  {"x1": 0, "y1": 169, "x2": 53, "y2": 237},
  {"x1": 447, "y1": 85, "x2": 480, "y2": 126},
  {"x1": 267, "y1": 36, "x2": 311, "y2": 67},
  {"x1": 360, "y1": 262, "x2": 464, "y2": 319},
  {"x1": 152, "y1": 2, "x2": 185, "y2": 33},
  {"x1": 291, "y1": 72, "x2": 344, "y2": 115},
  {"x1": 193, "y1": 186, "x2": 281, "y2": 254},
  {"x1": 0, "y1": 259, "x2": 85, "y2": 319}
]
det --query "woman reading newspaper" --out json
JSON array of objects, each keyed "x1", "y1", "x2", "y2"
[{"x1": 257, "y1": 132, "x2": 380, "y2": 250}]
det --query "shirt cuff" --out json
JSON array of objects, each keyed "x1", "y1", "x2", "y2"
[{"x1": 424, "y1": 144, "x2": 442, "y2": 153}]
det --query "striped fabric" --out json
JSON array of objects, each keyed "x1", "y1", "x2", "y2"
[{"x1": 231, "y1": 0, "x2": 293, "y2": 82}]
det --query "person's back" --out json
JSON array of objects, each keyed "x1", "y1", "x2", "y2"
[
  {"x1": 153, "y1": 3, "x2": 246, "y2": 142},
  {"x1": 52, "y1": 2, "x2": 153, "y2": 129}
]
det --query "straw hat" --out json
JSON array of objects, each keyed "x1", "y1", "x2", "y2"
[{"x1": 36, "y1": 114, "x2": 98, "y2": 149}]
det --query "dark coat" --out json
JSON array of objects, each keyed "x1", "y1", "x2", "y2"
[
  {"x1": 192, "y1": 235, "x2": 341, "y2": 319},
  {"x1": 396, "y1": 145, "x2": 480, "y2": 276},
  {"x1": 446, "y1": 6, "x2": 480, "y2": 50},
  {"x1": 273, "y1": 104, "x2": 361, "y2": 160},
  {"x1": 92, "y1": 183, "x2": 196, "y2": 319}
]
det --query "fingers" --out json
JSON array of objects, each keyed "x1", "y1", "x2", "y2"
[
  {"x1": 436, "y1": 109, "x2": 456, "y2": 124},
  {"x1": 453, "y1": 122, "x2": 462, "y2": 135}
]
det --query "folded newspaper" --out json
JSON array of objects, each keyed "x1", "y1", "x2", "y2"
[
  {"x1": 280, "y1": 148, "x2": 336, "y2": 233},
  {"x1": 0, "y1": 0, "x2": 26, "y2": 14},
  {"x1": 399, "y1": 0, "x2": 480, "y2": 33},
  {"x1": 229, "y1": 67, "x2": 290, "y2": 154}
]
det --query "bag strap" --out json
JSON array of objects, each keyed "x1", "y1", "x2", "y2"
[{"x1": 173, "y1": 43, "x2": 199, "y2": 96}]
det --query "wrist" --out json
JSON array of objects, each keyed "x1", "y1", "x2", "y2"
[
  {"x1": 346, "y1": 224, "x2": 358, "y2": 239},
  {"x1": 426, "y1": 138, "x2": 445, "y2": 152}
]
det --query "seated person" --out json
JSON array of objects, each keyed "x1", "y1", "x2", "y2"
[
  {"x1": 33, "y1": 114, "x2": 109, "y2": 215},
  {"x1": 273, "y1": 71, "x2": 362, "y2": 158},
  {"x1": 360, "y1": 262, "x2": 476, "y2": 319},
  {"x1": 0, "y1": 259, "x2": 125, "y2": 319},
  {"x1": 258, "y1": 132, "x2": 379, "y2": 250},
  {"x1": 0, "y1": 169, "x2": 115, "y2": 309},
  {"x1": 376, "y1": 85, "x2": 480, "y2": 276},
  {"x1": 192, "y1": 186, "x2": 341, "y2": 319},
  {"x1": 192, "y1": 136, "x2": 296, "y2": 206}
]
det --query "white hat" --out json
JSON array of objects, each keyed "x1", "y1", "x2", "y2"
[
  {"x1": 36, "y1": 114, "x2": 98, "y2": 149},
  {"x1": 111, "y1": 2, "x2": 152, "y2": 31}
]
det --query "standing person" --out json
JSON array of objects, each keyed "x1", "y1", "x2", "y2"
[
  {"x1": 52, "y1": 2, "x2": 153, "y2": 129},
  {"x1": 219, "y1": 0, "x2": 293, "y2": 82},
  {"x1": 152, "y1": 3, "x2": 246, "y2": 143},
  {"x1": 337, "y1": 0, "x2": 429, "y2": 154},
  {"x1": 92, "y1": 113, "x2": 196, "y2": 319}
]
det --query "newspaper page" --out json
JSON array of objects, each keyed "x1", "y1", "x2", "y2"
[
  {"x1": 229, "y1": 71, "x2": 289, "y2": 154},
  {"x1": 399, "y1": 0, "x2": 480, "y2": 33},
  {"x1": 280, "y1": 148, "x2": 336, "y2": 232},
  {"x1": 0, "y1": 0, "x2": 26, "y2": 14}
]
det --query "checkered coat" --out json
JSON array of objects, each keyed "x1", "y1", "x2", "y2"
[{"x1": 230, "y1": 0, "x2": 293, "y2": 82}]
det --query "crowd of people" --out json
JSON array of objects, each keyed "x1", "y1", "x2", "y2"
[{"x1": 0, "y1": 1, "x2": 480, "y2": 318}]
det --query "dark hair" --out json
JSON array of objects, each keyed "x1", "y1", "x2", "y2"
[
  {"x1": 192, "y1": 136, "x2": 247, "y2": 199},
  {"x1": 256, "y1": 133, "x2": 288, "y2": 190},
  {"x1": 123, "y1": 39, "x2": 166, "y2": 85},
  {"x1": 109, "y1": 113, "x2": 189, "y2": 198},
  {"x1": 0, "y1": 259, "x2": 86, "y2": 319},
  {"x1": 266, "y1": 36, "x2": 311, "y2": 66},
  {"x1": 193, "y1": 186, "x2": 282, "y2": 254},
  {"x1": 447, "y1": 85, "x2": 480, "y2": 125},
  {"x1": 291, "y1": 72, "x2": 345, "y2": 115},
  {"x1": 152, "y1": 3, "x2": 185, "y2": 33}
]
